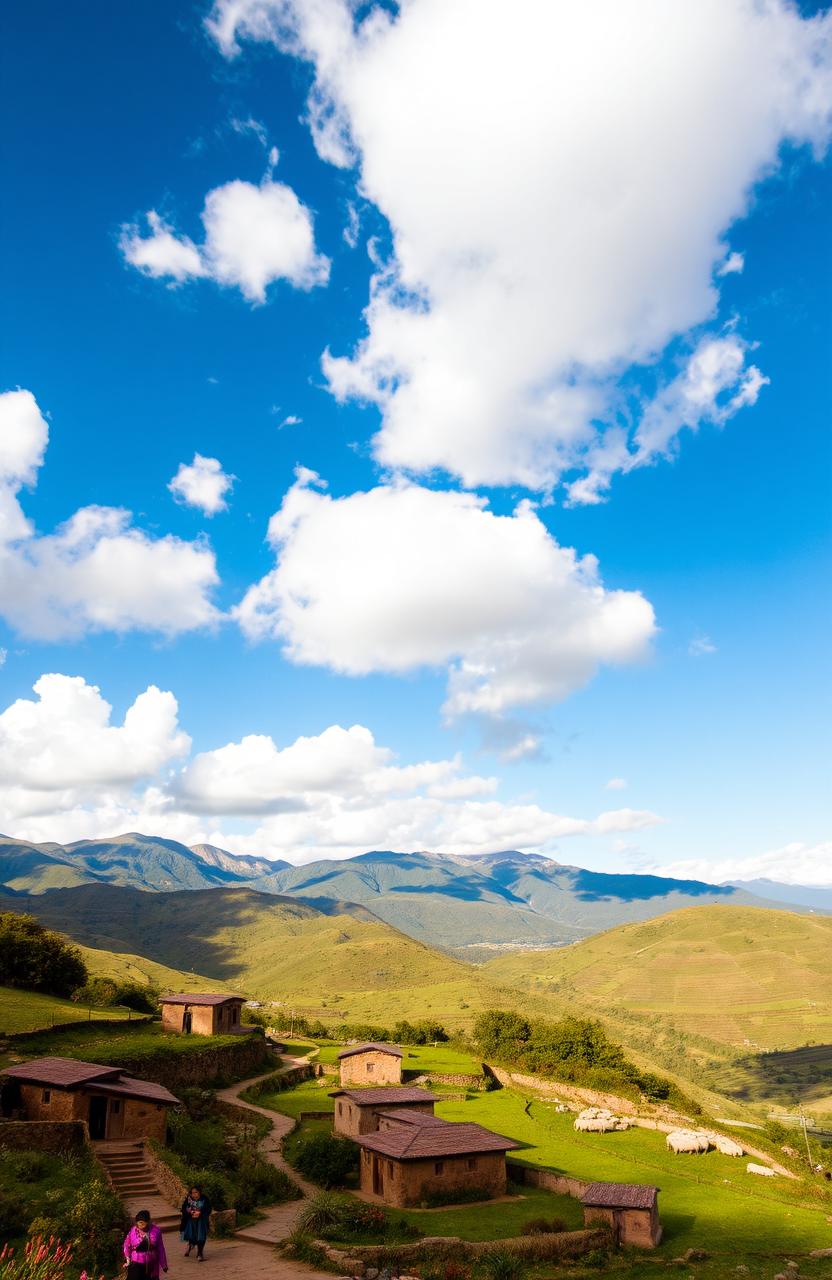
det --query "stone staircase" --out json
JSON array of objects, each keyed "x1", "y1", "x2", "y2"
[{"x1": 95, "y1": 1141, "x2": 180, "y2": 1232}]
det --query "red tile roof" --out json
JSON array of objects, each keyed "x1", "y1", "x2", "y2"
[
  {"x1": 159, "y1": 994, "x2": 244, "y2": 1006},
  {"x1": 337, "y1": 1042, "x2": 403, "y2": 1060},
  {"x1": 2, "y1": 1058, "x2": 121, "y2": 1087},
  {"x1": 356, "y1": 1119, "x2": 520, "y2": 1160},
  {"x1": 581, "y1": 1182, "x2": 658, "y2": 1210},
  {"x1": 330, "y1": 1087, "x2": 438, "y2": 1106}
]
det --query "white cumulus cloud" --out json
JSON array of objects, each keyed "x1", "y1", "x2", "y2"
[
  {"x1": 207, "y1": 0, "x2": 832, "y2": 492},
  {"x1": 234, "y1": 468, "x2": 655, "y2": 724},
  {"x1": 121, "y1": 174, "x2": 330, "y2": 304},
  {"x1": 169, "y1": 453, "x2": 235, "y2": 515},
  {"x1": 0, "y1": 389, "x2": 220, "y2": 640},
  {"x1": 654, "y1": 841, "x2": 832, "y2": 889}
]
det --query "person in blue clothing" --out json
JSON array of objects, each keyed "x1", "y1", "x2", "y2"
[{"x1": 180, "y1": 1185, "x2": 212, "y2": 1261}]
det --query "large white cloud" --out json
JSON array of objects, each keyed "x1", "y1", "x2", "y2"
[
  {"x1": 121, "y1": 175, "x2": 330, "y2": 304},
  {"x1": 0, "y1": 389, "x2": 220, "y2": 640},
  {"x1": 0, "y1": 675, "x2": 190, "y2": 794},
  {"x1": 234, "y1": 469, "x2": 655, "y2": 722},
  {"x1": 2, "y1": 676, "x2": 661, "y2": 862},
  {"x1": 208, "y1": 0, "x2": 832, "y2": 492}
]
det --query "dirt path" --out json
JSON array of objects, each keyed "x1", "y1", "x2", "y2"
[{"x1": 216, "y1": 1053, "x2": 321, "y2": 1247}]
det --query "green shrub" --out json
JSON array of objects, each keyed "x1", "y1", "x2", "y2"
[
  {"x1": 63, "y1": 1176, "x2": 125, "y2": 1274},
  {"x1": 475, "y1": 1247, "x2": 527, "y2": 1280},
  {"x1": 293, "y1": 1133, "x2": 358, "y2": 1188},
  {"x1": 520, "y1": 1216, "x2": 566, "y2": 1235},
  {"x1": 234, "y1": 1156, "x2": 297, "y2": 1212},
  {"x1": 284, "y1": 1230, "x2": 331, "y2": 1268},
  {"x1": 297, "y1": 1191, "x2": 349, "y2": 1236},
  {"x1": 5, "y1": 1154, "x2": 48, "y2": 1184},
  {"x1": 422, "y1": 1184, "x2": 494, "y2": 1207},
  {"x1": 0, "y1": 1188, "x2": 28, "y2": 1239},
  {"x1": 0, "y1": 913, "x2": 87, "y2": 997}
]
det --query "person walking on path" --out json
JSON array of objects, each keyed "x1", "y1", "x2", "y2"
[
  {"x1": 123, "y1": 1210, "x2": 168, "y2": 1280},
  {"x1": 181, "y1": 1185, "x2": 213, "y2": 1261}
]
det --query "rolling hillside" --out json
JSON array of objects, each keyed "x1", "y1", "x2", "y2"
[
  {"x1": 0, "y1": 835, "x2": 800, "y2": 953},
  {"x1": 484, "y1": 904, "x2": 832, "y2": 1052},
  {"x1": 0, "y1": 884, "x2": 502, "y2": 1026}
]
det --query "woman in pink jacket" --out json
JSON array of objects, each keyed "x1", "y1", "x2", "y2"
[{"x1": 123, "y1": 1210, "x2": 168, "y2": 1280}]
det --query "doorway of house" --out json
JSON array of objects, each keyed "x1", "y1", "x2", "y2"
[
  {"x1": 88, "y1": 1095, "x2": 108, "y2": 1140},
  {"x1": 372, "y1": 1155, "x2": 382, "y2": 1196},
  {"x1": 183, "y1": 1009, "x2": 193, "y2": 1034}
]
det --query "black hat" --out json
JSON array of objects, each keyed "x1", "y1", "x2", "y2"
[{"x1": 135, "y1": 1210, "x2": 151, "y2": 1224}]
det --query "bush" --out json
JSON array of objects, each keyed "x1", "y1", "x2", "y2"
[
  {"x1": 284, "y1": 1230, "x2": 330, "y2": 1268},
  {"x1": 297, "y1": 1191, "x2": 350, "y2": 1237},
  {"x1": 520, "y1": 1217, "x2": 566, "y2": 1235},
  {"x1": 0, "y1": 1189, "x2": 28, "y2": 1240},
  {"x1": 475, "y1": 1247, "x2": 527, "y2": 1280},
  {"x1": 0, "y1": 913, "x2": 87, "y2": 997},
  {"x1": 235, "y1": 1156, "x2": 297, "y2": 1213},
  {"x1": 62, "y1": 1176, "x2": 124, "y2": 1274},
  {"x1": 5, "y1": 1154, "x2": 48, "y2": 1184},
  {"x1": 422, "y1": 1184, "x2": 495, "y2": 1208},
  {"x1": 293, "y1": 1134, "x2": 358, "y2": 1188}
]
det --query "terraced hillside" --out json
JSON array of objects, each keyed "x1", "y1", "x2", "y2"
[{"x1": 485, "y1": 904, "x2": 832, "y2": 1051}]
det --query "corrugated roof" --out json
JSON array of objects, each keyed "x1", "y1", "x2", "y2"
[
  {"x1": 337, "y1": 1042, "x2": 404, "y2": 1060},
  {"x1": 356, "y1": 1119, "x2": 520, "y2": 1159},
  {"x1": 2, "y1": 1058, "x2": 122, "y2": 1087},
  {"x1": 160, "y1": 994, "x2": 244, "y2": 1006},
  {"x1": 330, "y1": 1087, "x2": 439, "y2": 1106},
  {"x1": 98, "y1": 1077, "x2": 180, "y2": 1106},
  {"x1": 581, "y1": 1182, "x2": 658, "y2": 1210}
]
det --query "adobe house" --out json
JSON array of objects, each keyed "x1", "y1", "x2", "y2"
[
  {"x1": 0, "y1": 1057, "x2": 179, "y2": 1143},
  {"x1": 337, "y1": 1042, "x2": 403, "y2": 1086},
  {"x1": 581, "y1": 1182, "x2": 662, "y2": 1247},
  {"x1": 160, "y1": 993, "x2": 246, "y2": 1036},
  {"x1": 354, "y1": 1111, "x2": 519, "y2": 1207},
  {"x1": 331, "y1": 1086, "x2": 439, "y2": 1137}
]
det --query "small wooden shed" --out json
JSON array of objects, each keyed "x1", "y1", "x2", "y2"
[
  {"x1": 581, "y1": 1181, "x2": 662, "y2": 1247},
  {"x1": 160, "y1": 993, "x2": 246, "y2": 1036},
  {"x1": 337, "y1": 1042, "x2": 403, "y2": 1086},
  {"x1": 331, "y1": 1086, "x2": 439, "y2": 1137},
  {"x1": 0, "y1": 1057, "x2": 179, "y2": 1143}
]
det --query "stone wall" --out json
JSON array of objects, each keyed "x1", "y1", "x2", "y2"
[
  {"x1": 317, "y1": 1226, "x2": 609, "y2": 1273},
  {"x1": 144, "y1": 1140, "x2": 237, "y2": 1232},
  {"x1": 508, "y1": 1160, "x2": 590, "y2": 1200},
  {"x1": 406, "y1": 1071, "x2": 486, "y2": 1090},
  {"x1": 19, "y1": 1082, "x2": 84, "y2": 1122},
  {"x1": 0, "y1": 1119, "x2": 87, "y2": 1154},
  {"x1": 112, "y1": 1034, "x2": 270, "y2": 1091}
]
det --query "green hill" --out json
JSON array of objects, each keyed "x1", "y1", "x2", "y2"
[
  {"x1": 484, "y1": 903, "x2": 832, "y2": 1052},
  {"x1": 0, "y1": 984, "x2": 145, "y2": 1035}
]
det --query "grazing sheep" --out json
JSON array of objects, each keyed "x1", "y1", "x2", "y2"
[
  {"x1": 574, "y1": 1106, "x2": 631, "y2": 1132},
  {"x1": 709, "y1": 1133, "x2": 744, "y2": 1157},
  {"x1": 666, "y1": 1129, "x2": 711, "y2": 1154},
  {"x1": 747, "y1": 1162, "x2": 777, "y2": 1177}
]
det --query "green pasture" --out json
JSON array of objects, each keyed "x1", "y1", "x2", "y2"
[{"x1": 0, "y1": 984, "x2": 146, "y2": 1036}]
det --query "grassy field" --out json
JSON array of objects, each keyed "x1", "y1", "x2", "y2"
[
  {"x1": 255, "y1": 1075, "x2": 832, "y2": 1263},
  {"x1": 401, "y1": 1043, "x2": 484, "y2": 1074},
  {"x1": 246, "y1": 1073, "x2": 336, "y2": 1118},
  {"x1": 486, "y1": 906, "x2": 832, "y2": 1053},
  {"x1": 0, "y1": 1017, "x2": 249, "y2": 1069},
  {"x1": 0, "y1": 983, "x2": 145, "y2": 1035}
]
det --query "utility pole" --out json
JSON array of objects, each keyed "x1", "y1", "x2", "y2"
[{"x1": 799, "y1": 1105, "x2": 814, "y2": 1170}]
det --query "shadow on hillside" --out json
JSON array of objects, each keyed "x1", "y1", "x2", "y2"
[
  {"x1": 569, "y1": 870, "x2": 734, "y2": 903},
  {"x1": 7, "y1": 884, "x2": 277, "y2": 980},
  {"x1": 714, "y1": 1043, "x2": 832, "y2": 1107}
]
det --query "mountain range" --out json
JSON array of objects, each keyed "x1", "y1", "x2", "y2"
[{"x1": 1, "y1": 831, "x2": 820, "y2": 955}]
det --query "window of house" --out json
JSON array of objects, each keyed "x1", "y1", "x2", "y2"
[
  {"x1": 41, "y1": 1089, "x2": 51, "y2": 1103},
  {"x1": 434, "y1": 1161, "x2": 444, "y2": 1175},
  {"x1": 366, "y1": 1063, "x2": 374, "y2": 1073},
  {"x1": 111, "y1": 1100, "x2": 121, "y2": 1113},
  {"x1": 338, "y1": 1103, "x2": 343, "y2": 1116},
  {"x1": 466, "y1": 1158, "x2": 477, "y2": 1170}
]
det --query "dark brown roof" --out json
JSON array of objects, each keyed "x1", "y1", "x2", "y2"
[
  {"x1": 160, "y1": 993, "x2": 244, "y2": 1006},
  {"x1": 337, "y1": 1042, "x2": 403, "y2": 1060},
  {"x1": 98, "y1": 1077, "x2": 180, "y2": 1106},
  {"x1": 356, "y1": 1119, "x2": 520, "y2": 1160},
  {"x1": 581, "y1": 1182, "x2": 658, "y2": 1210},
  {"x1": 2, "y1": 1058, "x2": 122, "y2": 1087},
  {"x1": 330, "y1": 1087, "x2": 438, "y2": 1106},
  {"x1": 376, "y1": 1109, "x2": 447, "y2": 1127}
]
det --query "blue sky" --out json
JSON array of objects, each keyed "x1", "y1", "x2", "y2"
[{"x1": 1, "y1": 0, "x2": 829, "y2": 882}]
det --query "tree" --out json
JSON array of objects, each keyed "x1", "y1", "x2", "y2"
[
  {"x1": 473, "y1": 1009, "x2": 531, "y2": 1057},
  {"x1": 0, "y1": 913, "x2": 87, "y2": 997}
]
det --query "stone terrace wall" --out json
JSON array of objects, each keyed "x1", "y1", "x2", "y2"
[
  {"x1": 508, "y1": 1160, "x2": 589, "y2": 1200},
  {"x1": 319, "y1": 1227, "x2": 609, "y2": 1272},
  {"x1": 0, "y1": 1119, "x2": 87, "y2": 1155},
  {"x1": 114, "y1": 1035, "x2": 270, "y2": 1091},
  {"x1": 407, "y1": 1071, "x2": 487, "y2": 1090}
]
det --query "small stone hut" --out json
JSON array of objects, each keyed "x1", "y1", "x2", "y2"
[
  {"x1": 0, "y1": 1057, "x2": 179, "y2": 1143},
  {"x1": 581, "y1": 1182, "x2": 661, "y2": 1248},
  {"x1": 160, "y1": 993, "x2": 246, "y2": 1036},
  {"x1": 355, "y1": 1110, "x2": 519, "y2": 1207},
  {"x1": 337, "y1": 1042, "x2": 403, "y2": 1087},
  {"x1": 332, "y1": 1086, "x2": 439, "y2": 1137}
]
